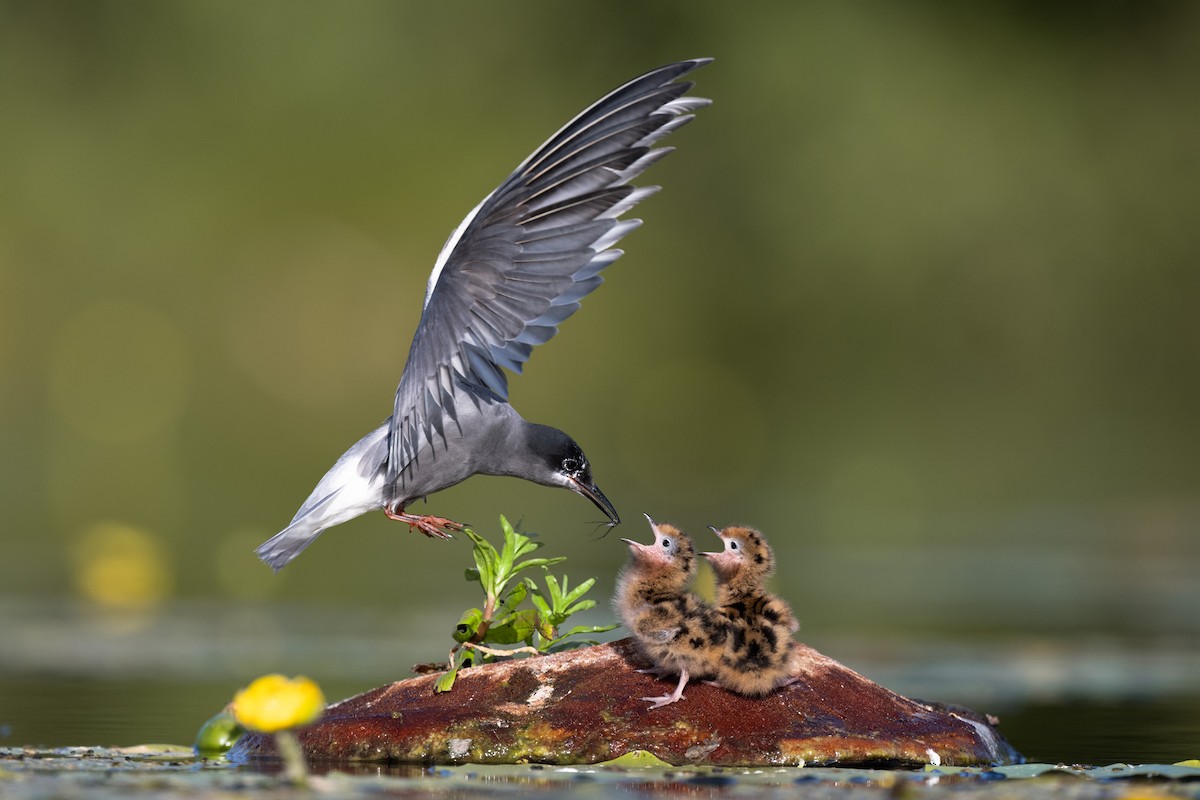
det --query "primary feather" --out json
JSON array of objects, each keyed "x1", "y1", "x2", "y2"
[{"x1": 387, "y1": 59, "x2": 712, "y2": 492}]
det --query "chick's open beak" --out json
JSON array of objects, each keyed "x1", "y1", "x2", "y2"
[{"x1": 701, "y1": 525, "x2": 725, "y2": 558}]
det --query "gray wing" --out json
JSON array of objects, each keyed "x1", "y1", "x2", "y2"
[{"x1": 386, "y1": 58, "x2": 711, "y2": 484}]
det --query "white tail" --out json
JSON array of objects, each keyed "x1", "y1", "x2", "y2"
[{"x1": 255, "y1": 516, "x2": 326, "y2": 572}]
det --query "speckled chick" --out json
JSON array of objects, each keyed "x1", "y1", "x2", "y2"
[
  {"x1": 703, "y1": 525, "x2": 801, "y2": 697},
  {"x1": 614, "y1": 514, "x2": 730, "y2": 709}
]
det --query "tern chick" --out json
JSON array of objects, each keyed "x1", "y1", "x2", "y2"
[
  {"x1": 703, "y1": 526, "x2": 802, "y2": 697},
  {"x1": 615, "y1": 515, "x2": 730, "y2": 709}
]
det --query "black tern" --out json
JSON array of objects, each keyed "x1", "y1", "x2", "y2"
[{"x1": 256, "y1": 59, "x2": 711, "y2": 571}]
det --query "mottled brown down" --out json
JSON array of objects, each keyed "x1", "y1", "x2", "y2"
[
  {"x1": 614, "y1": 519, "x2": 731, "y2": 708},
  {"x1": 704, "y1": 526, "x2": 802, "y2": 696}
]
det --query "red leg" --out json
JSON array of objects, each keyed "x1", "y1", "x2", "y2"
[{"x1": 383, "y1": 504, "x2": 464, "y2": 539}]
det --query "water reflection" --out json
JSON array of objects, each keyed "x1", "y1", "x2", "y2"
[{"x1": 1001, "y1": 698, "x2": 1200, "y2": 766}]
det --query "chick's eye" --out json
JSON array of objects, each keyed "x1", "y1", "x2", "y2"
[
  {"x1": 729, "y1": 540, "x2": 739, "y2": 550},
  {"x1": 662, "y1": 539, "x2": 672, "y2": 549}
]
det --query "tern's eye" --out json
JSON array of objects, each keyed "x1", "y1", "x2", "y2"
[{"x1": 562, "y1": 457, "x2": 580, "y2": 473}]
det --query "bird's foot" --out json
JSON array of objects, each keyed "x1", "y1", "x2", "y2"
[
  {"x1": 641, "y1": 692, "x2": 685, "y2": 709},
  {"x1": 637, "y1": 666, "x2": 671, "y2": 678},
  {"x1": 383, "y1": 507, "x2": 464, "y2": 539},
  {"x1": 776, "y1": 674, "x2": 801, "y2": 689},
  {"x1": 641, "y1": 667, "x2": 689, "y2": 709}
]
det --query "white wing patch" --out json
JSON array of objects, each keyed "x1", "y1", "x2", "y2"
[{"x1": 423, "y1": 192, "x2": 492, "y2": 309}]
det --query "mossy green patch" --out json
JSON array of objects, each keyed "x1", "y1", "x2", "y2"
[{"x1": 599, "y1": 750, "x2": 675, "y2": 768}]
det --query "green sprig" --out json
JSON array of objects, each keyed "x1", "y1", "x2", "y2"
[{"x1": 435, "y1": 516, "x2": 617, "y2": 692}]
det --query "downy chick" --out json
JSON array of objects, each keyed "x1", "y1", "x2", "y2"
[
  {"x1": 615, "y1": 515, "x2": 730, "y2": 709},
  {"x1": 703, "y1": 525, "x2": 801, "y2": 696}
]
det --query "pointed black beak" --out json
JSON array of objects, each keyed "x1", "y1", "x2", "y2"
[{"x1": 569, "y1": 476, "x2": 620, "y2": 526}]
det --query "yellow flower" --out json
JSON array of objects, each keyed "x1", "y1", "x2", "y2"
[{"x1": 232, "y1": 674, "x2": 325, "y2": 733}]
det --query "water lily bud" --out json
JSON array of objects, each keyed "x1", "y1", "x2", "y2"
[{"x1": 193, "y1": 706, "x2": 246, "y2": 755}]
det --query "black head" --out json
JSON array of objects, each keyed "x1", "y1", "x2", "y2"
[{"x1": 527, "y1": 425, "x2": 620, "y2": 526}]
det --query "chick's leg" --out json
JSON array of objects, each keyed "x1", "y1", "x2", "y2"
[
  {"x1": 637, "y1": 666, "x2": 671, "y2": 678},
  {"x1": 642, "y1": 667, "x2": 690, "y2": 710}
]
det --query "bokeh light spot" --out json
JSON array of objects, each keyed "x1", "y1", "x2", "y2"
[
  {"x1": 49, "y1": 300, "x2": 190, "y2": 443},
  {"x1": 72, "y1": 522, "x2": 173, "y2": 612}
]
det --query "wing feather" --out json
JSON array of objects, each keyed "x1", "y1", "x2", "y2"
[{"x1": 387, "y1": 59, "x2": 711, "y2": 484}]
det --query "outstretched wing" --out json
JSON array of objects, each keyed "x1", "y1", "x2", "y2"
[{"x1": 386, "y1": 59, "x2": 711, "y2": 484}]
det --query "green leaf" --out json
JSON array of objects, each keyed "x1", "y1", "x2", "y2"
[
  {"x1": 486, "y1": 609, "x2": 541, "y2": 645},
  {"x1": 512, "y1": 556, "x2": 566, "y2": 574},
  {"x1": 435, "y1": 650, "x2": 472, "y2": 693},
  {"x1": 434, "y1": 667, "x2": 458, "y2": 693},
  {"x1": 452, "y1": 608, "x2": 483, "y2": 643},
  {"x1": 497, "y1": 536, "x2": 516, "y2": 582},
  {"x1": 492, "y1": 516, "x2": 547, "y2": 595},
  {"x1": 529, "y1": 589, "x2": 551, "y2": 617},
  {"x1": 563, "y1": 577, "x2": 596, "y2": 607},
  {"x1": 496, "y1": 582, "x2": 528, "y2": 617},
  {"x1": 510, "y1": 533, "x2": 539, "y2": 560},
  {"x1": 465, "y1": 529, "x2": 498, "y2": 594},
  {"x1": 535, "y1": 615, "x2": 557, "y2": 641},
  {"x1": 465, "y1": 526, "x2": 490, "y2": 548},
  {"x1": 497, "y1": 516, "x2": 522, "y2": 570},
  {"x1": 543, "y1": 574, "x2": 564, "y2": 607},
  {"x1": 558, "y1": 623, "x2": 619, "y2": 638},
  {"x1": 537, "y1": 573, "x2": 602, "y2": 623},
  {"x1": 563, "y1": 598, "x2": 596, "y2": 616}
]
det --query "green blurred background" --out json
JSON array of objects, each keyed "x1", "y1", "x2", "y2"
[{"x1": 2, "y1": 1, "x2": 1198, "y2": 755}]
